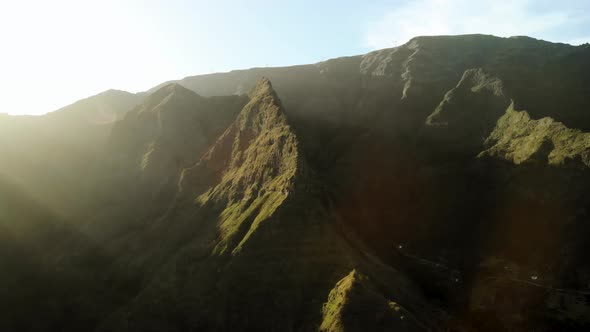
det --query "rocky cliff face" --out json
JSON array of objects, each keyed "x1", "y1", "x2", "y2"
[
  {"x1": 481, "y1": 105, "x2": 590, "y2": 167},
  {"x1": 179, "y1": 78, "x2": 305, "y2": 254},
  {"x1": 425, "y1": 68, "x2": 510, "y2": 151},
  {"x1": 2, "y1": 34, "x2": 590, "y2": 331},
  {"x1": 93, "y1": 78, "x2": 437, "y2": 331}
]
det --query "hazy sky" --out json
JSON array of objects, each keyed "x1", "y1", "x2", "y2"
[{"x1": 1, "y1": 0, "x2": 589, "y2": 115}]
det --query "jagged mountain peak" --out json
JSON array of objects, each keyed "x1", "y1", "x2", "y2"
[
  {"x1": 249, "y1": 76, "x2": 273, "y2": 96},
  {"x1": 176, "y1": 77, "x2": 307, "y2": 254},
  {"x1": 181, "y1": 77, "x2": 301, "y2": 202},
  {"x1": 426, "y1": 68, "x2": 507, "y2": 126},
  {"x1": 235, "y1": 77, "x2": 289, "y2": 134}
]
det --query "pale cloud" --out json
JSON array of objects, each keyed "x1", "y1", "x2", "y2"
[{"x1": 366, "y1": 0, "x2": 571, "y2": 49}]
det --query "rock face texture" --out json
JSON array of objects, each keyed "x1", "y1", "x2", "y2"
[
  {"x1": 2, "y1": 34, "x2": 590, "y2": 331},
  {"x1": 179, "y1": 78, "x2": 305, "y2": 255},
  {"x1": 425, "y1": 68, "x2": 511, "y2": 151},
  {"x1": 480, "y1": 105, "x2": 590, "y2": 167},
  {"x1": 94, "y1": 78, "x2": 436, "y2": 332}
]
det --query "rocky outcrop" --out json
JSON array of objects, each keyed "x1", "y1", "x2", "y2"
[
  {"x1": 179, "y1": 77, "x2": 306, "y2": 254},
  {"x1": 320, "y1": 270, "x2": 425, "y2": 332},
  {"x1": 424, "y1": 68, "x2": 510, "y2": 151},
  {"x1": 479, "y1": 104, "x2": 590, "y2": 168}
]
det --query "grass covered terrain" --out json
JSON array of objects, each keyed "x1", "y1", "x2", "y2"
[{"x1": 1, "y1": 34, "x2": 590, "y2": 331}]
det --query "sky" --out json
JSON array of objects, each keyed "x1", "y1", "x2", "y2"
[{"x1": 0, "y1": 0, "x2": 589, "y2": 115}]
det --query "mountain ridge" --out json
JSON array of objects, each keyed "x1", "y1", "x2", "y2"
[{"x1": 2, "y1": 34, "x2": 590, "y2": 331}]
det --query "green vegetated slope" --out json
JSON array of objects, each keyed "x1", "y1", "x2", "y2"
[
  {"x1": 480, "y1": 104, "x2": 590, "y2": 167},
  {"x1": 2, "y1": 34, "x2": 590, "y2": 331},
  {"x1": 180, "y1": 78, "x2": 305, "y2": 255},
  {"x1": 94, "y1": 78, "x2": 437, "y2": 331}
]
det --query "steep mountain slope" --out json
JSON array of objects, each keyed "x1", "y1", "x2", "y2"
[
  {"x1": 85, "y1": 84, "x2": 248, "y2": 243},
  {"x1": 164, "y1": 35, "x2": 590, "y2": 135},
  {"x1": 95, "y1": 78, "x2": 436, "y2": 331},
  {"x1": 480, "y1": 105, "x2": 590, "y2": 167},
  {"x1": 179, "y1": 78, "x2": 306, "y2": 254},
  {"x1": 425, "y1": 68, "x2": 510, "y2": 152},
  {"x1": 2, "y1": 34, "x2": 590, "y2": 331}
]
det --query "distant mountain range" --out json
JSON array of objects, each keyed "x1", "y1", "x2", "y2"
[{"x1": 1, "y1": 34, "x2": 590, "y2": 331}]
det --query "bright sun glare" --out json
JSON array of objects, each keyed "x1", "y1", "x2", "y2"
[{"x1": 0, "y1": 1, "x2": 180, "y2": 115}]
